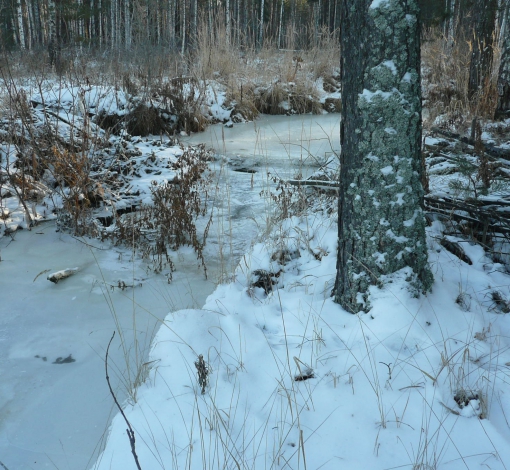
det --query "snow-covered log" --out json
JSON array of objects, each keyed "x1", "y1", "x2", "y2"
[{"x1": 47, "y1": 267, "x2": 79, "y2": 284}]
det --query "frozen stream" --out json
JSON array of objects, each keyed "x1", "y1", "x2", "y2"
[{"x1": 0, "y1": 114, "x2": 339, "y2": 470}]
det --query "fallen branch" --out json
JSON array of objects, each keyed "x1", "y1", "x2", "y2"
[
  {"x1": 440, "y1": 238, "x2": 472, "y2": 265},
  {"x1": 424, "y1": 194, "x2": 510, "y2": 248},
  {"x1": 286, "y1": 179, "x2": 339, "y2": 189},
  {"x1": 425, "y1": 149, "x2": 510, "y2": 170},
  {"x1": 431, "y1": 127, "x2": 510, "y2": 160}
]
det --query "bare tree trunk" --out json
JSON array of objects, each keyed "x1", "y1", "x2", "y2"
[
  {"x1": 278, "y1": 0, "x2": 283, "y2": 48},
  {"x1": 48, "y1": 0, "x2": 58, "y2": 65},
  {"x1": 169, "y1": 0, "x2": 176, "y2": 46},
  {"x1": 258, "y1": 0, "x2": 264, "y2": 47},
  {"x1": 226, "y1": 0, "x2": 231, "y2": 46},
  {"x1": 33, "y1": 0, "x2": 42, "y2": 46},
  {"x1": 181, "y1": 0, "x2": 186, "y2": 54},
  {"x1": 26, "y1": 0, "x2": 35, "y2": 49},
  {"x1": 496, "y1": 1, "x2": 510, "y2": 117},
  {"x1": 17, "y1": 0, "x2": 26, "y2": 49},
  {"x1": 191, "y1": 0, "x2": 197, "y2": 47},
  {"x1": 98, "y1": 0, "x2": 103, "y2": 47},
  {"x1": 124, "y1": 0, "x2": 131, "y2": 49},
  {"x1": 334, "y1": 0, "x2": 432, "y2": 312},
  {"x1": 90, "y1": 0, "x2": 95, "y2": 43},
  {"x1": 313, "y1": 1, "x2": 320, "y2": 46},
  {"x1": 468, "y1": 0, "x2": 498, "y2": 99},
  {"x1": 110, "y1": 0, "x2": 116, "y2": 48},
  {"x1": 444, "y1": 0, "x2": 456, "y2": 43}
]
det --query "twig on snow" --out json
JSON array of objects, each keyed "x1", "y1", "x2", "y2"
[{"x1": 105, "y1": 331, "x2": 143, "y2": 470}]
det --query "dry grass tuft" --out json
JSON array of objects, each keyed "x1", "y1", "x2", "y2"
[{"x1": 422, "y1": 28, "x2": 501, "y2": 128}]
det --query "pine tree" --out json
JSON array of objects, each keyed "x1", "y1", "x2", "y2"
[{"x1": 334, "y1": 0, "x2": 433, "y2": 313}]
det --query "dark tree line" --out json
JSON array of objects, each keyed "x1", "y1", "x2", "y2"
[{"x1": 1, "y1": 0, "x2": 342, "y2": 52}]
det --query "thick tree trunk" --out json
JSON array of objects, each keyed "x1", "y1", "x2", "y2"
[{"x1": 334, "y1": 0, "x2": 432, "y2": 313}]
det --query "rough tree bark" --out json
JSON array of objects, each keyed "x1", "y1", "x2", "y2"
[{"x1": 334, "y1": 0, "x2": 433, "y2": 313}]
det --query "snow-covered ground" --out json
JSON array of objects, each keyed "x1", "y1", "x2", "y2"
[
  {"x1": 94, "y1": 221, "x2": 510, "y2": 470},
  {"x1": 0, "y1": 114, "x2": 340, "y2": 470},
  {"x1": 2, "y1": 79, "x2": 510, "y2": 470},
  {"x1": 94, "y1": 118, "x2": 510, "y2": 469}
]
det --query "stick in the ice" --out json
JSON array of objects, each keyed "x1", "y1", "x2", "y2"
[{"x1": 105, "y1": 331, "x2": 143, "y2": 470}]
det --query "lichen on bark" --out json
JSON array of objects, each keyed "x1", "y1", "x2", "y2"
[{"x1": 334, "y1": 0, "x2": 433, "y2": 313}]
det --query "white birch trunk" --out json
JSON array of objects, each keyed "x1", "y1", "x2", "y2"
[
  {"x1": 498, "y1": 0, "x2": 507, "y2": 49},
  {"x1": 278, "y1": 0, "x2": 283, "y2": 49},
  {"x1": 258, "y1": 0, "x2": 264, "y2": 47},
  {"x1": 124, "y1": 0, "x2": 131, "y2": 49},
  {"x1": 169, "y1": 0, "x2": 176, "y2": 45},
  {"x1": 27, "y1": 0, "x2": 34, "y2": 49},
  {"x1": 226, "y1": 0, "x2": 231, "y2": 46},
  {"x1": 192, "y1": 0, "x2": 197, "y2": 47},
  {"x1": 98, "y1": 0, "x2": 103, "y2": 47},
  {"x1": 48, "y1": 0, "x2": 57, "y2": 64},
  {"x1": 208, "y1": 0, "x2": 213, "y2": 43},
  {"x1": 110, "y1": 0, "x2": 116, "y2": 48},
  {"x1": 147, "y1": 0, "x2": 151, "y2": 45},
  {"x1": 157, "y1": 6, "x2": 161, "y2": 45},
  {"x1": 90, "y1": 0, "x2": 95, "y2": 42},
  {"x1": 17, "y1": 0, "x2": 26, "y2": 49},
  {"x1": 181, "y1": 0, "x2": 186, "y2": 54},
  {"x1": 447, "y1": 0, "x2": 456, "y2": 44}
]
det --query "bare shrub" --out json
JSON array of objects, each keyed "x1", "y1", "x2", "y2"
[
  {"x1": 255, "y1": 82, "x2": 290, "y2": 114},
  {"x1": 289, "y1": 81, "x2": 322, "y2": 114},
  {"x1": 263, "y1": 175, "x2": 307, "y2": 222},
  {"x1": 111, "y1": 145, "x2": 213, "y2": 278},
  {"x1": 50, "y1": 147, "x2": 103, "y2": 236},
  {"x1": 125, "y1": 103, "x2": 170, "y2": 137},
  {"x1": 158, "y1": 78, "x2": 210, "y2": 134},
  {"x1": 226, "y1": 82, "x2": 259, "y2": 122}
]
